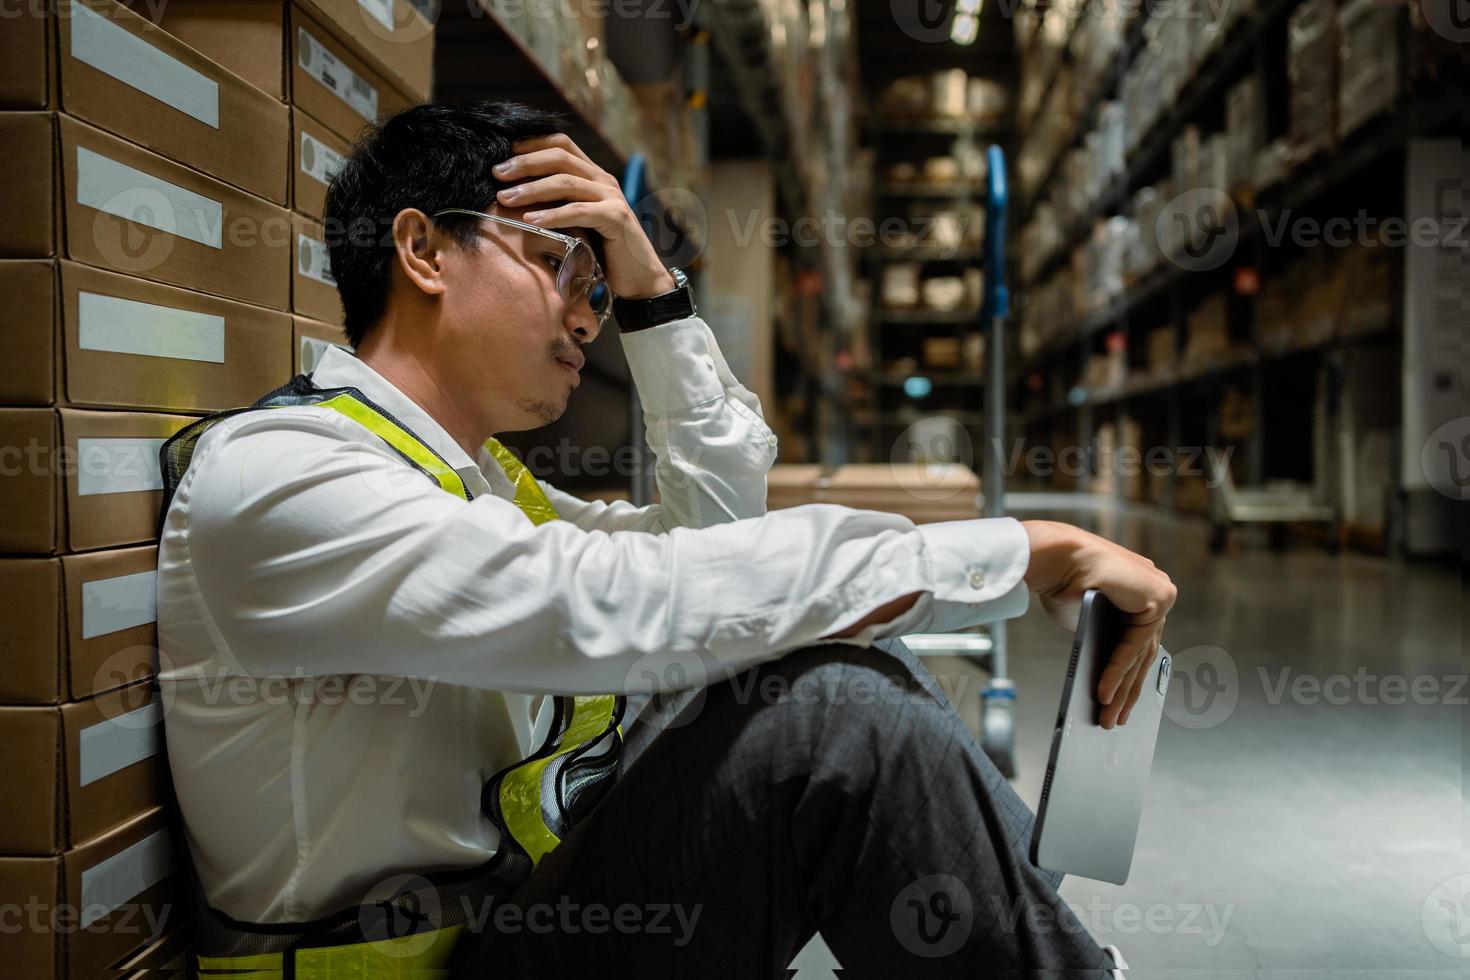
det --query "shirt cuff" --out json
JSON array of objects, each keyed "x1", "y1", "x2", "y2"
[
  {"x1": 619, "y1": 315, "x2": 725, "y2": 415},
  {"x1": 818, "y1": 516, "x2": 1032, "y2": 648},
  {"x1": 913, "y1": 517, "x2": 1032, "y2": 630}
]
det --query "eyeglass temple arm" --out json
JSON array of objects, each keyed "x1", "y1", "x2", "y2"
[{"x1": 431, "y1": 208, "x2": 582, "y2": 250}]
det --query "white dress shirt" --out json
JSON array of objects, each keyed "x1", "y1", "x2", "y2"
[{"x1": 157, "y1": 314, "x2": 1032, "y2": 923}]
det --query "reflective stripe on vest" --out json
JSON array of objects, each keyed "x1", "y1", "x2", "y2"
[
  {"x1": 197, "y1": 924, "x2": 464, "y2": 978},
  {"x1": 160, "y1": 377, "x2": 627, "y2": 977}
]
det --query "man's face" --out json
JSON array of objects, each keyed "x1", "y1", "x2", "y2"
[{"x1": 434, "y1": 201, "x2": 603, "y2": 431}]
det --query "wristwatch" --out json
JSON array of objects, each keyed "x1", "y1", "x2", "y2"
[{"x1": 612, "y1": 266, "x2": 696, "y2": 332}]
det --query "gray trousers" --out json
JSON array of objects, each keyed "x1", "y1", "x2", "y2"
[{"x1": 451, "y1": 638, "x2": 1116, "y2": 978}]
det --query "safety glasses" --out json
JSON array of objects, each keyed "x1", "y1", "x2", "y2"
[{"x1": 432, "y1": 208, "x2": 613, "y2": 327}]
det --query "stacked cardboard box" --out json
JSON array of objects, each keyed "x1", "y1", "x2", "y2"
[
  {"x1": 1181, "y1": 294, "x2": 1232, "y2": 372},
  {"x1": 1288, "y1": 0, "x2": 1339, "y2": 162},
  {"x1": 1337, "y1": 0, "x2": 1400, "y2": 137},
  {"x1": 0, "y1": 0, "x2": 400, "y2": 971},
  {"x1": 766, "y1": 464, "x2": 982, "y2": 524},
  {"x1": 123, "y1": 0, "x2": 437, "y2": 331},
  {"x1": 1145, "y1": 325, "x2": 1177, "y2": 378},
  {"x1": 1226, "y1": 74, "x2": 1266, "y2": 192}
]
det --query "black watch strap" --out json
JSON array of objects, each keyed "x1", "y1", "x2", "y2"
[{"x1": 613, "y1": 267, "x2": 695, "y2": 332}]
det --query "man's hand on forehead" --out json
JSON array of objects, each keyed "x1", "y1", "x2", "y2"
[{"x1": 490, "y1": 133, "x2": 676, "y2": 302}]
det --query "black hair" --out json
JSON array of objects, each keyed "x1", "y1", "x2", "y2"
[{"x1": 323, "y1": 100, "x2": 571, "y2": 347}]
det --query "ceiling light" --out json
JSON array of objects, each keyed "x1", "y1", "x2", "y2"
[{"x1": 950, "y1": 13, "x2": 978, "y2": 44}]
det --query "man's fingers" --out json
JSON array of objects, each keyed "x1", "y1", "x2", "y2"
[
  {"x1": 497, "y1": 173, "x2": 613, "y2": 210},
  {"x1": 521, "y1": 200, "x2": 625, "y2": 238},
  {"x1": 1117, "y1": 640, "x2": 1159, "y2": 726},
  {"x1": 1100, "y1": 641, "x2": 1145, "y2": 728},
  {"x1": 1098, "y1": 622, "x2": 1155, "y2": 706},
  {"x1": 511, "y1": 133, "x2": 596, "y2": 167},
  {"x1": 497, "y1": 145, "x2": 609, "y2": 186}
]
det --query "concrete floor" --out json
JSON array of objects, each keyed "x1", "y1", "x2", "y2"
[{"x1": 918, "y1": 499, "x2": 1466, "y2": 978}]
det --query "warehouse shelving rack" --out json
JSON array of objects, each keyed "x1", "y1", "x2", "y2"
[
  {"x1": 434, "y1": 1, "x2": 714, "y2": 504},
  {"x1": 1007, "y1": 0, "x2": 1461, "y2": 549},
  {"x1": 851, "y1": 112, "x2": 1012, "y2": 465}
]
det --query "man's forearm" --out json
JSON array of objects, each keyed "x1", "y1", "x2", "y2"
[{"x1": 620, "y1": 314, "x2": 778, "y2": 528}]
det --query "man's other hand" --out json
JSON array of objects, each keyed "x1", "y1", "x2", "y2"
[{"x1": 1022, "y1": 520, "x2": 1178, "y2": 730}]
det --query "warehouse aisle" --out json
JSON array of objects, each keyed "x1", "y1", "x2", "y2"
[{"x1": 930, "y1": 504, "x2": 1463, "y2": 976}]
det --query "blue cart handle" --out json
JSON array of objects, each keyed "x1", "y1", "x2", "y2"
[
  {"x1": 622, "y1": 152, "x2": 648, "y2": 207},
  {"x1": 983, "y1": 144, "x2": 1008, "y2": 322}
]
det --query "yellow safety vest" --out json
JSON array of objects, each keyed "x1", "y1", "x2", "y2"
[{"x1": 159, "y1": 375, "x2": 627, "y2": 978}]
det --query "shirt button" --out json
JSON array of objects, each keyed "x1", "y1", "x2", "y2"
[
  {"x1": 766, "y1": 433, "x2": 778, "y2": 447},
  {"x1": 966, "y1": 565, "x2": 987, "y2": 590},
  {"x1": 702, "y1": 353, "x2": 715, "y2": 369}
]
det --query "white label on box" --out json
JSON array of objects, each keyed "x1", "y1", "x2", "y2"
[
  {"x1": 299, "y1": 130, "x2": 346, "y2": 188},
  {"x1": 297, "y1": 27, "x2": 378, "y2": 121},
  {"x1": 79, "y1": 698, "x2": 161, "y2": 786},
  {"x1": 80, "y1": 828, "x2": 172, "y2": 928},
  {"x1": 70, "y1": 1, "x2": 220, "y2": 129},
  {"x1": 299, "y1": 335, "x2": 342, "y2": 373},
  {"x1": 82, "y1": 569, "x2": 158, "y2": 639},
  {"x1": 76, "y1": 437, "x2": 166, "y2": 496},
  {"x1": 357, "y1": 0, "x2": 396, "y2": 31},
  {"x1": 297, "y1": 234, "x2": 336, "y2": 286},
  {"x1": 76, "y1": 146, "x2": 223, "y2": 249},
  {"x1": 78, "y1": 291, "x2": 226, "y2": 364}
]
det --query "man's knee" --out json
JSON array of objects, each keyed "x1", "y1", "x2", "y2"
[
  {"x1": 757, "y1": 642, "x2": 932, "y2": 711},
  {"x1": 730, "y1": 642, "x2": 957, "y2": 768}
]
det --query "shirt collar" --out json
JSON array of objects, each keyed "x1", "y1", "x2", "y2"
[{"x1": 309, "y1": 345, "x2": 496, "y2": 496}]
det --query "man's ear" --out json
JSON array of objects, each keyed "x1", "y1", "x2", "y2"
[{"x1": 391, "y1": 209, "x2": 448, "y2": 297}]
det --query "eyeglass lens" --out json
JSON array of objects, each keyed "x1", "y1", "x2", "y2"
[{"x1": 559, "y1": 242, "x2": 611, "y2": 321}]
